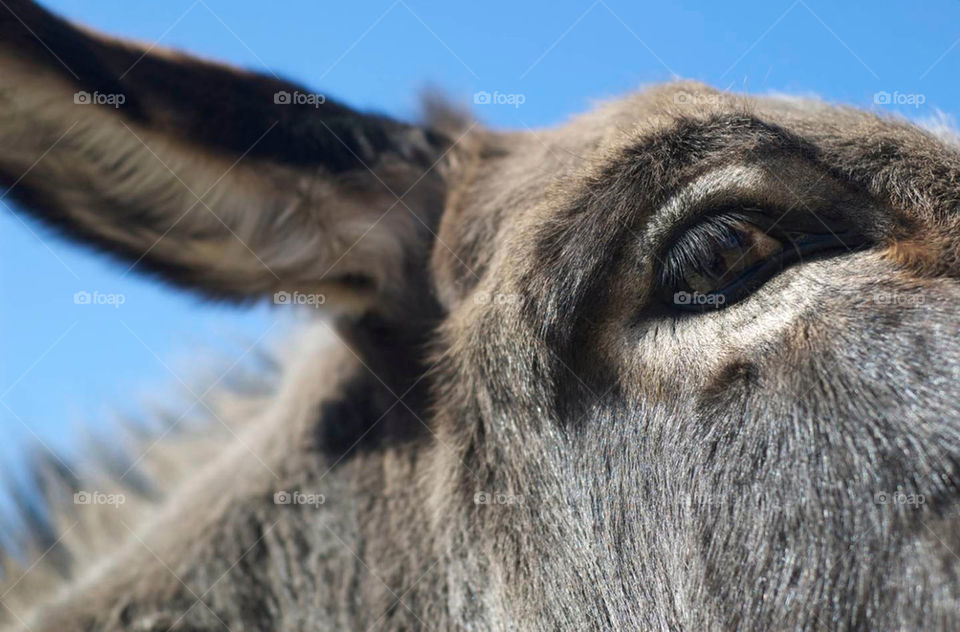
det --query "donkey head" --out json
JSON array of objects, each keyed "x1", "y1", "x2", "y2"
[
  {"x1": 427, "y1": 87, "x2": 960, "y2": 629},
  {"x1": 2, "y1": 1, "x2": 959, "y2": 630}
]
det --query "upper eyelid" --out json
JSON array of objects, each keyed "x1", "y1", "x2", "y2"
[
  {"x1": 656, "y1": 204, "x2": 862, "y2": 284},
  {"x1": 657, "y1": 212, "x2": 755, "y2": 286},
  {"x1": 641, "y1": 158, "x2": 873, "y2": 263}
]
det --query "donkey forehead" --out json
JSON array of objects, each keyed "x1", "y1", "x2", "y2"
[{"x1": 433, "y1": 82, "x2": 958, "y2": 310}]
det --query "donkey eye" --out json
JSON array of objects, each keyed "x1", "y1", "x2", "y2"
[{"x1": 658, "y1": 211, "x2": 860, "y2": 311}]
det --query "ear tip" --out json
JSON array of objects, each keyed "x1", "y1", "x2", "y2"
[{"x1": 419, "y1": 90, "x2": 474, "y2": 139}]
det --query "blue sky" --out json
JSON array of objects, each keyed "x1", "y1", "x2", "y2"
[{"x1": 1, "y1": 0, "x2": 958, "y2": 478}]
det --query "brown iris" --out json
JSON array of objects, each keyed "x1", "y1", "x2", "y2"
[
  {"x1": 658, "y1": 209, "x2": 866, "y2": 312},
  {"x1": 681, "y1": 222, "x2": 783, "y2": 294}
]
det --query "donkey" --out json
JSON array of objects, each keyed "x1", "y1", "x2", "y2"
[{"x1": 1, "y1": 1, "x2": 959, "y2": 630}]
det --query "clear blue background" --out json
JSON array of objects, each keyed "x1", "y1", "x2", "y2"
[{"x1": 2, "y1": 0, "x2": 958, "y2": 478}]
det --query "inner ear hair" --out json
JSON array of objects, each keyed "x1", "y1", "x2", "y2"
[{"x1": 0, "y1": 0, "x2": 455, "y2": 307}]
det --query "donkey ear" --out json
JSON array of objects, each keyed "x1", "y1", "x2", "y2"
[{"x1": 0, "y1": 0, "x2": 454, "y2": 308}]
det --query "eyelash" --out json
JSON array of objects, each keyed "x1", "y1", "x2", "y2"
[
  {"x1": 655, "y1": 206, "x2": 870, "y2": 313},
  {"x1": 657, "y1": 210, "x2": 756, "y2": 289}
]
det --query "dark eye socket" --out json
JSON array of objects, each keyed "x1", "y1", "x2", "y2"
[{"x1": 658, "y1": 209, "x2": 865, "y2": 311}]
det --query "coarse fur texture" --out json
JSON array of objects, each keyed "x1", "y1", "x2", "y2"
[{"x1": 1, "y1": 1, "x2": 959, "y2": 630}]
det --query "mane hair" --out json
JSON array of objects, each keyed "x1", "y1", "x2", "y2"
[{"x1": 0, "y1": 325, "x2": 285, "y2": 619}]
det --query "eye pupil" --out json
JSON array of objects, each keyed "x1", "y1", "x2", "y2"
[
  {"x1": 658, "y1": 208, "x2": 868, "y2": 313},
  {"x1": 721, "y1": 231, "x2": 742, "y2": 249},
  {"x1": 704, "y1": 252, "x2": 727, "y2": 278},
  {"x1": 660, "y1": 215, "x2": 780, "y2": 310}
]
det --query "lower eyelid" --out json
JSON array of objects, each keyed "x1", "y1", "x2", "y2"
[{"x1": 657, "y1": 214, "x2": 869, "y2": 312}]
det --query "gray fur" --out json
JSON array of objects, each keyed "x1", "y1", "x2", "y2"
[{"x1": 0, "y1": 2, "x2": 958, "y2": 630}]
